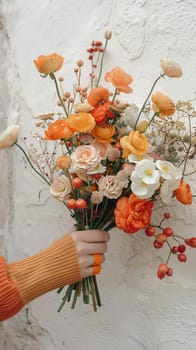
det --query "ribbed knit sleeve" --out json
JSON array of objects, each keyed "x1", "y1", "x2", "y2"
[
  {"x1": 0, "y1": 256, "x2": 23, "y2": 322},
  {"x1": 0, "y1": 235, "x2": 81, "y2": 321}
]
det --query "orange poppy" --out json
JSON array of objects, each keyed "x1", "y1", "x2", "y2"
[
  {"x1": 87, "y1": 87, "x2": 110, "y2": 106},
  {"x1": 91, "y1": 102, "x2": 114, "y2": 123},
  {"x1": 120, "y1": 130, "x2": 150, "y2": 157},
  {"x1": 91, "y1": 124, "x2": 116, "y2": 143},
  {"x1": 151, "y1": 92, "x2": 175, "y2": 117},
  {"x1": 105, "y1": 66, "x2": 133, "y2": 93},
  {"x1": 174, "y1": 179, "x2": 192, "y2": 205},
  {"x1": 45, "y1": 119, "x2": 73, "y2": 140},
  {"x1": 34, "y1": 53, "x2": 64, "y2": 74},
  {"x1": 65, "y1": 113, "x2": 96, "y2": 132}
]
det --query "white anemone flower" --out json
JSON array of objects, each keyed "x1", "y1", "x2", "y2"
[
  {"x1": 160, "y1": 178, "x2": 181, "y2": 203},
  {"x1": 131, "y1": 159, "x2": 160, "y2": 185},
  {"x1": 128, "y1": 153, "x2": 153, "y2": 163},
  {"x1": 156, "y1": 160, "x2": 182, "y2": 180},
  {"x1": 123, "y1": 103, "x2": 140, "y2": 129},
  {"x1": 131, "y1": 175, "x2": 160, "y2": 199}
]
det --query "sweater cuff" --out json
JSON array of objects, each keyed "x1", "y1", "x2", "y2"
[{"x1": 7, "y1": 235, "x2": 82, "y2": 305}]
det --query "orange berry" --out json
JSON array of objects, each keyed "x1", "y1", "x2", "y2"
[
  {"x1": 145, "y1": 226, "x2": 155, "y2": 237},
  {"x1": 153, "y1": 240, "x2": 163, "y2": 249},
  {"x1": 75, "y1": 199, "x2": 87, "y2": 209},
  {"x1": 178, "y1": 253, "x2": 187, "y2": 262},
  {"x1": 156, "y1": 233, "x2": 167, "y2": 244},
  {"x1": 67, "y1": 198, "x2": 77, "y2": 209},
  {"x1": 72, "y1": 177, "x2": 83, "y2": 188}
]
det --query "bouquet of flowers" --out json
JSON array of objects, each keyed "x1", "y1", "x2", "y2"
[{"x1": 1, "y1": 30, "x2": 195, "y2": 312}]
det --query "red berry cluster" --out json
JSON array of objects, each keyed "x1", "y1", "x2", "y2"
[
  {"x1": 87, "y1": 40, "x2": 104, "y2": 60},
  {"x1": 145, "y1": 212, "x2": 196, "y2": 280}
]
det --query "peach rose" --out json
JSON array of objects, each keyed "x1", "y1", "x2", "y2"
[
  {"x1": 65, "y1": 113, "x2": 96, "y2": 132},
  {"x1": 120, "y1": 130, "x2": 150, "y2": 157},
  {"x1": 92, "y1": 124, "x2": 116, "y2": 144},
  {"x1": 114, "y1": 193, "x2": 154, "y2": 233},
  {"x1": 71, "y1": 144, "x2": 100, "y2": 170},
  {"x1": 98, "y1": 175, "x2": 124, "y2": 199},
  {"x1": 45, "y1": 119, "x2": 73, "y2": 140},
  {"x1": 160, "y1": 59, "x2": 183, "y2": 78},
  {"x1": 105, "y1": 66, "x2": 133, "y2": 93},
  {"x1": 34, "y1": 53, "x2": 64, "y2": 74},
  {"x1": 92, "y1": 141, "x2": 112, "y2": 160},
  {"x1": 151, "y1": 92, "x2": 175, "y2": 117},
  {"x1": 174, "y1": 180, "x2": 192, "y2": 205},
  {"x1": 49, "y1": 175, "x2": 72, "y2": 201},
  {"x1": 87, "y1": 87, "x2": 109, "y2": 106},
  {"x1": 0, "y1": 125, "x2": 19, "y2": 150}
]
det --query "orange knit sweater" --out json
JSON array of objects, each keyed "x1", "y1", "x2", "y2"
[{"x1": 0, "y1": 235, "x2": 81, "y2": 322}]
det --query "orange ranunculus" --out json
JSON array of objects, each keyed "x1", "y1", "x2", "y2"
[
  {"x1": 45, "y1": 119, "x2": 73, "y2": 140},
  {"x1": 174, "y1": 179, "x2": 192, "y2": 205},
  {"x1": 33, "y1": 53, "x2": 64, "y2": 74},
  {"x1": 65, "y1": 113, "x2": 96, "y2": 132},
  {"x1": 87, "y1": 87, "x2": 110, "y2": 106},
  {"x1": 120, "y1": 130, "x2": 150, "y2": 157},
  {"x1": 91, "y1": 102, "x2": 114, "y2": 123},
  {"x1": 151, "y1": 91, "x2": 175, "y2": 117},
  {"x1": 56, "y1": 155, "x2": 72, "y2": 170},
  {"x1": 114, "y1": 193, "x2": 154, "y2": 234},
  {"x1": 105, "y1": 66, "x2": 133, "y2": 93},
  {"x1": 91, "y1": 124, "x2": 116, "y2": 143}
]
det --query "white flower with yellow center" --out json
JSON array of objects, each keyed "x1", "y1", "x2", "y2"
[
  {"x1": 131, "y1": 172, "x2": 160, "y2": 198},
  {"x1": 156, "y1": 160, "x2": 182, "y2": 180},
  {"x1": 131, "y1": 159, "x2": 160, "y2": 185}
]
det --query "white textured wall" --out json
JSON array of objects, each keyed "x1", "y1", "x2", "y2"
[{"x1": 0, "y1": 1, "x2": 196, "y2": 349}]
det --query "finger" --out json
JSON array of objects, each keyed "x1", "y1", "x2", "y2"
[
  {"x1": 85, "y1": 265, "x2": 102, "y2": 277},
  {"x1": 78, "y1": 242, "x2": 108, "y2": 255},
  {"x1": 77, "y1": 230, "x2": 110, "y2": 243}
]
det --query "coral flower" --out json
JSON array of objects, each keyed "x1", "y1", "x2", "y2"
[
  {"x1": 0, "y1": 125, "x2": 19, "y2": 150},
  {"x1": 105, "y1": 66, "x2": 133, "y2": 93},
  {"x1": 33, "y1": 54, "x2": 64, "y2": 74},
  {"x1": 151, "y1": 92, "x2": 175, "y2": 117},
  {"x1": 87, "y1": 87, "x2": 110, "y2": 106},
  {"x1": 174, "y1": 179, "x2": 192, "y2": 205},
  {"x1": 114, "y1": 193, "x2": 154, "y2": 233},
  {"x1": 45, "y1": 119, "x2": 73, "y2": 140},
  {"x1": 65, "y1": 113, "x2": 96, "y2": 132},
  {"x1": 91, "y1": 102, "x2": 114, "y2": 123},
  {"x1": 56, "y1": 155, "x2": 72, "y2": 170},
  {"x1": 92, "y1": 124, "x2": 116, "y2": 144},
  {"x1": 120, "y1": 130, "x2": 150, "y2": 157}
]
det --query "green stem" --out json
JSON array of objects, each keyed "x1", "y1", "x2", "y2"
[
  {"x1": 15, "y1": 143, "x2": 51, "y2": 186},
  {"x1": 94, "y1": 197, "x2": 109, "y2": 229},
  {"x1": 50, "y1": 73, "x2": 69, "y2": 118},
  {"x1": 134, "y1": 73, "x2": 165, "y2": 129},
  {"x1": 111, "y1": 88, "x2": 117, "y2": 103},
  {"x1": 96, "y1": 38, "x2": 109, "y2": 87},
  {"x1": 147, "y1": 112, "x2": 158, "y2": 128}
]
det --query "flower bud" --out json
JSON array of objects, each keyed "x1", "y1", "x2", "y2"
[
  {"x1": 0, "y1": 124, "x2": 19, "y2": 150},
  {"x1": 160, "y1": 59, "x2": 183, "y2": 78},
  {"x1": 104, "y1": 30, "x2": 112, "y2": 40}
]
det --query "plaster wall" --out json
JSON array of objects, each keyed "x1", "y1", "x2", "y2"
[{"x1": 0, "y1": 1, "x2": 196, "y2": 349}]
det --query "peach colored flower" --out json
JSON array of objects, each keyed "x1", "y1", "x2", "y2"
[
  {"x1": 56, "y1": 155, "x2": 72, "y2": 170},
  {"x1": 160, "y1": 59, "x2": 183, "y2": 78},
  {"x1": 107, "y1": 147, "x2": 121, "y2": 161},
  {"x1": 105, "y1": 66, "x2": 133, "y2": 93},
  {"x1": 74, "y1": 103, "x2": 92, "y2": 113},
  {"x1": 33, "y1": 54, "x2": 64, "y2": 74},
  {"x1": 45, "y1": 119, "x2": 73, "y2": 140},
  {"x1": 92, "y1": 124, "x2": 116, "y2": 144},
  {"x1": 87, "y1": 87, "x2": 110, "y2": 106},
  {"x1": 65, "y1": 113, "x2": 96, "y2": 132},
  {"x1": 151, "y1": 92, "x2": 175, "y2": 117},
  {"x1": 71, "y1": 145, "x2": 100, "y2": 170},
  {"x1": 120, "y1": 130, "x2": 150, "y2": 157},
  {"x1": 0, "y1": 125, "x2": 19, "y2": 150},
  {"x1": 98, "y1": 175, "x2": 124, "y2": 199},
  {"x1": 49, "y1": 175, "x2": 72, "y2": 201},
  {"x1": 174, "y1": 179, "x2": 192, "y2": 205},
  {"x1": 92, "y1": 141, "x2": 112, "y2": 160},
  {"x1": 114, "y1": 193, "x2": 154, "y2": 233}
]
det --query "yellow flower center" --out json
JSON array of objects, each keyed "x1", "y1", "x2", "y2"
[
  {"x1": 162, "y1": 165, "x2": 168, "y2": 172},
  {"x1": 145, "y1": 169, "x2": 152, "y2": 176}
]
